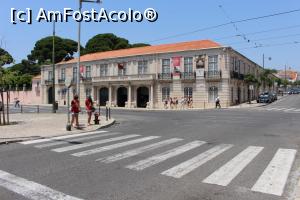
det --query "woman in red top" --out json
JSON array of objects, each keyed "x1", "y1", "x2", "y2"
[
  {"x1": 71, "y1": 95, "x2": 80, "y2": 128},
  {"x1": 85, "y1": 96, "x2": 94, "y2": 126}
]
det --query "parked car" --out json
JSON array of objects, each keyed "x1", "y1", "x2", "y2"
[
  {"x1": 270, "y1": 92, "x2": 278, "y2": 101},
  {"x1": 257, "y1": 92, "x2": 273, "y2": 103}
]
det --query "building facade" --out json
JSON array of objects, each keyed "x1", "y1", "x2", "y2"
[{"x1": 41, "y1": 40, "x2": 264, "y2": 108}]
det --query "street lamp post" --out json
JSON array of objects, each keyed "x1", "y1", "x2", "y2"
[
  {"x1": 52, "y1": 21, "x2": 56, "y2": 113},
  {"x1": 76, "y1": 0, "x2": 101, "y2": 102}
]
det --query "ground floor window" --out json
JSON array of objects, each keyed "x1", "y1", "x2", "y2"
[
  {"x1": 209, "y1": 86, "x2": 218, "y2": 103},
  {"x1": 184, "y1": 87, "x2": 193, "y2": 98},
  {"x1": 86, "y1": 88, "x2": 92, "y2": 98},
  {"x1": 162, "y1": 87, "x2": 170, "y2": 101}
]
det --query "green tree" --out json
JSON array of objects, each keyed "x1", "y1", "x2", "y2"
[
  {"x1": 0, "y1": 48, "x2": 13, "y2": 68},
  {"x1": 131, "y1": 43, "x2": 150, "y2": 48},
  {"x1": 28, "y1": 36, "x2": 79, "y2": 64},
  {"x1": 8, "y1": 60, "x2": 40, "y2": 76},
  {"x1": 83, "y1": 33, "x2": 131, "y2": 55}
]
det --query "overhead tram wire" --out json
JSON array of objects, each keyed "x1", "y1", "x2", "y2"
[
  {"x1": 147, "y1": 8, "x2": 300, "y2": 43},
  {"x1": 213, "y1": 24, "x2": 300, "y2": 41},
  {"x1": 236, "y1": 41, "x2": 300, "y2": 51},
  {"x1": 223, "y1": 33, "x2": 300, "y2": 46}
]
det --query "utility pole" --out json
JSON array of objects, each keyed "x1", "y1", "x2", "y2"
[
  {"x1": 262, "y1": 54, "x2": 265, "y2": 69},
  {"x1": 52, "y1": 21, "x2": 56, "y2": 113},
  {"x1": 76, "y1": 0, "x2": 101, "y2": 103}
]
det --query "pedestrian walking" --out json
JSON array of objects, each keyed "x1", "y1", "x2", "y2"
[
  {"x1": 175, "y1": 97, "x2": 178, "y2": 109},
  {"x1": 71, "y1": 95, "x2": 80, "y2": 128},
  {"x1": 180, "y1": 97, "x2": 185, "y2": 109},
  {"x1": 85, "y1": 96, "x2": 95, "y2": 126},
  {"x1": 215, "y1": 96, "x2": 221, "y2": 109},
  {"x1": 164, "y1": 98, "x2": 168, "y2": 109},
  {"x1": 14, "y1": 98, "x2": 20, "y2": 108}
]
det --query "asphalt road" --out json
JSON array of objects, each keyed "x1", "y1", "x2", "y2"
[{"x1": 1, "y1": 95, "x2": 300, "y2": 200}]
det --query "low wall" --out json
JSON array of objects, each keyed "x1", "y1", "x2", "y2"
[{"x1": 2, "y1": 90, "x2": 42, "y2": 105}]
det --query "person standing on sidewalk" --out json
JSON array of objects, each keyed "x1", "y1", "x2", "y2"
[
  {"x1": 85, "y1": 96, "x2": 94, "y2": 126},
  {"x1": 215, "y1": 96, "x2": 221, "y2": 109},
  {"x1": 71, "y1": 95, "x2": 80, "y2": 128}
]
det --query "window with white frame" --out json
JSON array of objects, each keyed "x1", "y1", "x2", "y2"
[
  {"x1": 61, "y1": 68, "x2": 65, "y2": 80},
  {"x1": 86, "y1": 88, "x2": 92, "y2": 97},
  {"x1": 162, "y1": 87, "x2": 170, "y2": 101},
  {"x1": 73, "y1": 67, "x2": 77, "y2": 80},
  {"x1": 184, "y1": 57, "x2": 193, "y2": 73},
  {"x1": 162, "y1": 59, "x2": 170, "y2": 74},
  {"x1": 48, "y1": 71, "x2": 53, "y2": 81},
  {"x1": 85, "y1": 66, "x2": 91, "y2": 78},
  {"x1": 138, "y1": 61, "x2": 148, "y2": 74},
  {"x1": 208, "y1": 55, "x2": 218, "y2": 72},
  {"x1": 100, "y1": 64, "x2": 108, "y2": 77},
  {"x1": 209, "y1": 86, "x2": 218, "y2": 103},
  {"x1": 184, "y1": 87, "x2": 193, "y2": 98}
]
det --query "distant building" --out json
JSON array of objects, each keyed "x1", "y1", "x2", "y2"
[
  {"x1": 276, "y1": 69, "x2": 298, "y2": 83},
  {"x1": 41, "y1": 39, "x2": 270, "y2": 108}
]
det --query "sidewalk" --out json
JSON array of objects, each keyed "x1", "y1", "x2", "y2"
[{"x1": 0, "y1": 113, "x2": 115, "y2": 144}]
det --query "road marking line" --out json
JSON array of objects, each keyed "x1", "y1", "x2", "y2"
[
  {"x1": 0, "y1": 169, "x2": 83, "y2": 200},
  {"x1": 72, "y1": 136, "x2": 160, "y2": 157},
  {"x1": 35, "y1": 132, "x2": 122, "y2": 148},
  {"x1": 265, "y1": 108, "x2": 278, "y2": 111},
  {"x1": 126, "y1": 141, "x2": 205, "y2": 171},
  {"x1": 251, "y1": 148, "x2": 297, "y2": 196},
  {"x1": 52, "y1": 134, "x2": 140, "y2": 153},
  {"x1": 283, "y1": 108, "x2": 297, "y2": 111},
  {"x1": 20, "y1": 130, "x2": 107, "y2": 145},
  {"x1": 203, "y1": 146, "x2": 264, "y2": 186},
  {"x1": 161, "y1": 144, "x2": 233, "y2": 178},
  {"x1": 98, "y1": 138, "x2": 183, "y2": 163}
]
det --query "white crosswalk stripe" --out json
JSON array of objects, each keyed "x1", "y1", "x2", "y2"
[
  {"x1": 35, "y1": 132, "x2": 122, "y2": 148},
  {"x1": 0, "y1": 169, "x2": 83, "y2": 200},
  {"x1": 72, "y1": 136, "x2": 161, "y2": 157},
  {"x1": 20, "y1": 130, "x2": 107, "y2": 145},
  {"x1": 52, "y1": 134, "x2": 140, "y2": 153},
  {"x1": 251, "y1": 148, "x2": 297, "y2": 196},
  {"x1": 126, "y1": 141, "x2": 205, "y2": 171},
  {"x1": 202, "y1": 146, "x2": 264, "y2": 186},
  {"x1": 98, "y1": 138, "x2": 183, "y2": 163},
  {"x1": 161, "y1": 144, "x2": 233, "y2": 178}
]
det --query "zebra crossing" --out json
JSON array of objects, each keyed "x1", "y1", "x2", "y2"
[
  {"x1": 19, "y1": 131, "x2": 298, "y2": 197},
  {"x1": 243, "y1": 106, "x2": 300, "y2": 113}
]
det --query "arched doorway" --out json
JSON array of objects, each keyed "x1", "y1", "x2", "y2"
[
  {"x1": 117, "y1": 87, "x2": 128, "y2": 107},
  {"x1": 99, "y1": 87, "x2": 109, "y2": 106},
  {"x1": 137, "y1": 87, "x2": 149, "y2": 108},
  {"x1": 48, "y1": 87, "x2": 53, "y2": 104}
]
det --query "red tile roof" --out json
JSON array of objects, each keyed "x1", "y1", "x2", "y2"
[{"x1": 59, "y1": 40, "x2": 221, "y2": 64}]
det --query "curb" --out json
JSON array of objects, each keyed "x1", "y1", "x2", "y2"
[{"x1": 0, "y1": 118, "x2": 116, "y2": 145}]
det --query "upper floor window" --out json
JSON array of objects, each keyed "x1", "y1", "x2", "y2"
[
  {"x1": 162, "y1": 59, "x2": 170, "y2": 74},
  {"x1": 100, "y1": 64, "x2": 108, "y2": 77},
  {"x1": 48, "y1": 71, "x2": 53, "y2": 81},
  {"x1": 60, "y1": 68, "x2": 65, "y2": 80},
  {"x1": 184, "y1": 57, "x2": 193, "y2": 73},
  {"x1": 85, "y1": 66, "x2": 91, "y2": 78},
  {"x1": 73, "y1": 67, "x2": 77, "y2": 80},
  {"x1": 86, "y1": 88, "x2": 92, "y2": 97},
  {"x1": 208, "y1": 55, "x2": 218, "y2": 71},
  {"x1": 138, "y1": 61, "x2": 148, "y2": 75},
  {"x1": 118, "y1": 63, "x2": 126, "y2": 76}
]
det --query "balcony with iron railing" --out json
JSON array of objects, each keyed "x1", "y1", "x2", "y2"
[
  {"x1": 44, "y1": 80, "x2": 53, "y2": 85},
  {"x1": 204, "y1": 70, "x2": 222, "y2": 81},
  {"x1": 157, "y1": 73, "x2": 173, "y2": 82},
  {"x1": 181, "y1": 72, "x2": 196, "y2": 82},
  {"x1": 82, "y1": 77, "x2": 92, "y2": 83},
  {"x1": 230, "y1": 71, "x2": 244, "y2": 80},
  {"x1": 58, "y1": 79, "x2": 65, "y2": 84}
]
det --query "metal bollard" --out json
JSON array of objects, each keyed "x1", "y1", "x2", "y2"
[
  {"x1": 108, "y1": 107, "x2": 111, "y2": 119},
  {"x1": 106, "y1": 107, "x2": 108, "y2": 121},
  {"x1": 21, "y1": 105, "x2": 23, "y2": 113},
  {"x1": 37, "y1": 105, "x2": 40, "y2": 113}
]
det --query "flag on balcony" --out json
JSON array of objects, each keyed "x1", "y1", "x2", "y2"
[
  {"x1": 172, "y1": 57, "x2": 181, "y2": 67},
  {"x1": 118, "y1": 63, "x2": 125, "y2": 69}
]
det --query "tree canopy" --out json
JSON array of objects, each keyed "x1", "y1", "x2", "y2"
[
  {"x1": 83, "y1": 33, "x2": 150, "y2": 55},
  {"x1": 28, "y1": 36, "x2": 79, "y2": 64},
  {"x1": 0, "y1": 48, "x2": 13, "y2": 68}
]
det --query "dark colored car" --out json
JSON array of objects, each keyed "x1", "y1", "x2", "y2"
[
  {"x1": 270, "y1": 92, "x2": 278, "y2": 101},
  {"x1": 257, "y1": 92, "x2": 273, "y2": 103}
]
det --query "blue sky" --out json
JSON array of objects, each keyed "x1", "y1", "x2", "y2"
[{"x1": 1, "y1": 0, "x2": 300, "y2": 70}]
